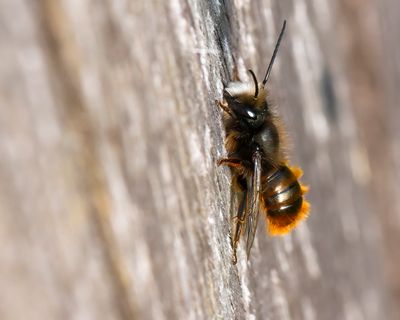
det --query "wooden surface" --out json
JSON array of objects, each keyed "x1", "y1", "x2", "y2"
[{"x1": 1, "y1": 0, "x2": 399, "y2": 319}]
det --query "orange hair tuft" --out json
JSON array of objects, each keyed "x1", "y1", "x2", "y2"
[
  {"x1": 289, "y1": 165, "x2": 304, "y2": 179},
  {"x1": 301, "y1": 184, "x2": 309, "y2": 194},
  {"x1": 266, "y1": 199, "x2": 310, "y2": 236}
]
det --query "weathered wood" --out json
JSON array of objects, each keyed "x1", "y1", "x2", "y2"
[{"x1": 0, "y1": 0, "x2": 399, "y2": 319}]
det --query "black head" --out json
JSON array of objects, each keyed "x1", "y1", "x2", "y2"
[
  {"x1": 223, "y1": 81, "x2": 268, "y2": 129},
  {"x1": 222, "y1": 20, "x2": 287, "y2": 130}
]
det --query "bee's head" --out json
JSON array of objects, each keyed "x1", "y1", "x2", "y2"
[
  {"x1": 223, "y1": 71, "x2": 268, "y2": 129},
  {"x1": 223, "y1": 20, "x2": 287, "y2": 130}
]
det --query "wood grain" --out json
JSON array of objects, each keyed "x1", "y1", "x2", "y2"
[{"x1": 0, "y1": 0, "x2": 399, "y2": 319}]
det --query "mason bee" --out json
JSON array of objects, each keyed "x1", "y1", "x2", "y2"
[{"x1": 218, "y1": 21, "x2": 310, "y2": 264}]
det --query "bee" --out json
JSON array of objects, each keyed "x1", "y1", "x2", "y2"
[{"x1": 218, "y1": 21, "x2": 310, "y2": 264}]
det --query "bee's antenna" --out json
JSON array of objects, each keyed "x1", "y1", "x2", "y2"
[
  {"x1": 248, "y1": 69, "x2": 259, "y2": 98},
  {"x1": 262, "y1": 20, "x2": 287, "y2": 86}
]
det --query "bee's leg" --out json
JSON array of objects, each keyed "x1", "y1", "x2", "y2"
[
  {"x1": 217, "y1": 158, "x2": 251, "y2": 169},
  {"x1": 230, "y1": 176, "x2": 247, "y2": 265},
  {"x1": 231, "y1": 192, "x2": 246, "y2": 264},
  {"x1": 215, "y1": 100, "x2": 233, "y2": 117},
  {"x1": 218, "y1": 159, "x2": 251, "y2": 263}
]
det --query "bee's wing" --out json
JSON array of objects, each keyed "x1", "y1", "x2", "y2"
[{"x1": 245, "y1": 150, "x2": 262, "y2": 259}]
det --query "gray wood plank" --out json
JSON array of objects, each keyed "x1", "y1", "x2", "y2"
[{"x1": 0, "y1": 0, "x2": 398, "y2": 319}]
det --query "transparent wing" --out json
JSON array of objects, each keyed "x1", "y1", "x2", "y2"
[{"x1": 245, "y1": 150, "x2": 262, "y2": 259}]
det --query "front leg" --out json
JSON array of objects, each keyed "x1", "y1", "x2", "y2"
[
  {"x1": 218, "y1": 158, "x2": 242, "y2": 167},
  {"x1": 217, "y1": 158, "x2": 252, "y2": 168},
  {"x1": 215, "y1": 100, "x2": 233, "y2": 117},
  {"x1": 218, "y1": 158, "x2": 252, "y2": 176}
]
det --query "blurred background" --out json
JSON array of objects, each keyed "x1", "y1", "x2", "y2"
[{"x1": 0, "y1": 0, "x2": 399, "y2": 319}]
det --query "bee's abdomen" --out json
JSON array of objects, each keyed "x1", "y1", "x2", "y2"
[{"x1": 262, "y1": 166, "x2": 303, "y2": 216}]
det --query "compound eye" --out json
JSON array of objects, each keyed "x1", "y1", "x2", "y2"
[
  {"x1": 246, "y1": 109, "x2": 256, "y2": 119},
  {"x1": 230, "y1": 103, "x2": 258, "y2": 120}
]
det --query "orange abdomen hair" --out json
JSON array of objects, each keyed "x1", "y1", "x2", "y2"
[{"x1": 261, "y1": 165, "x2": 309, "y2": 235}]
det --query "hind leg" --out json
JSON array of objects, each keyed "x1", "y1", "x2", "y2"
[{"x1": 230, "y1": 175, "x2": 248, "y2": 264}]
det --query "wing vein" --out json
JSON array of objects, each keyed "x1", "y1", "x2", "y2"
[{"x1": 246, "y1": 150, "x2": 262, "y2": 258}]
